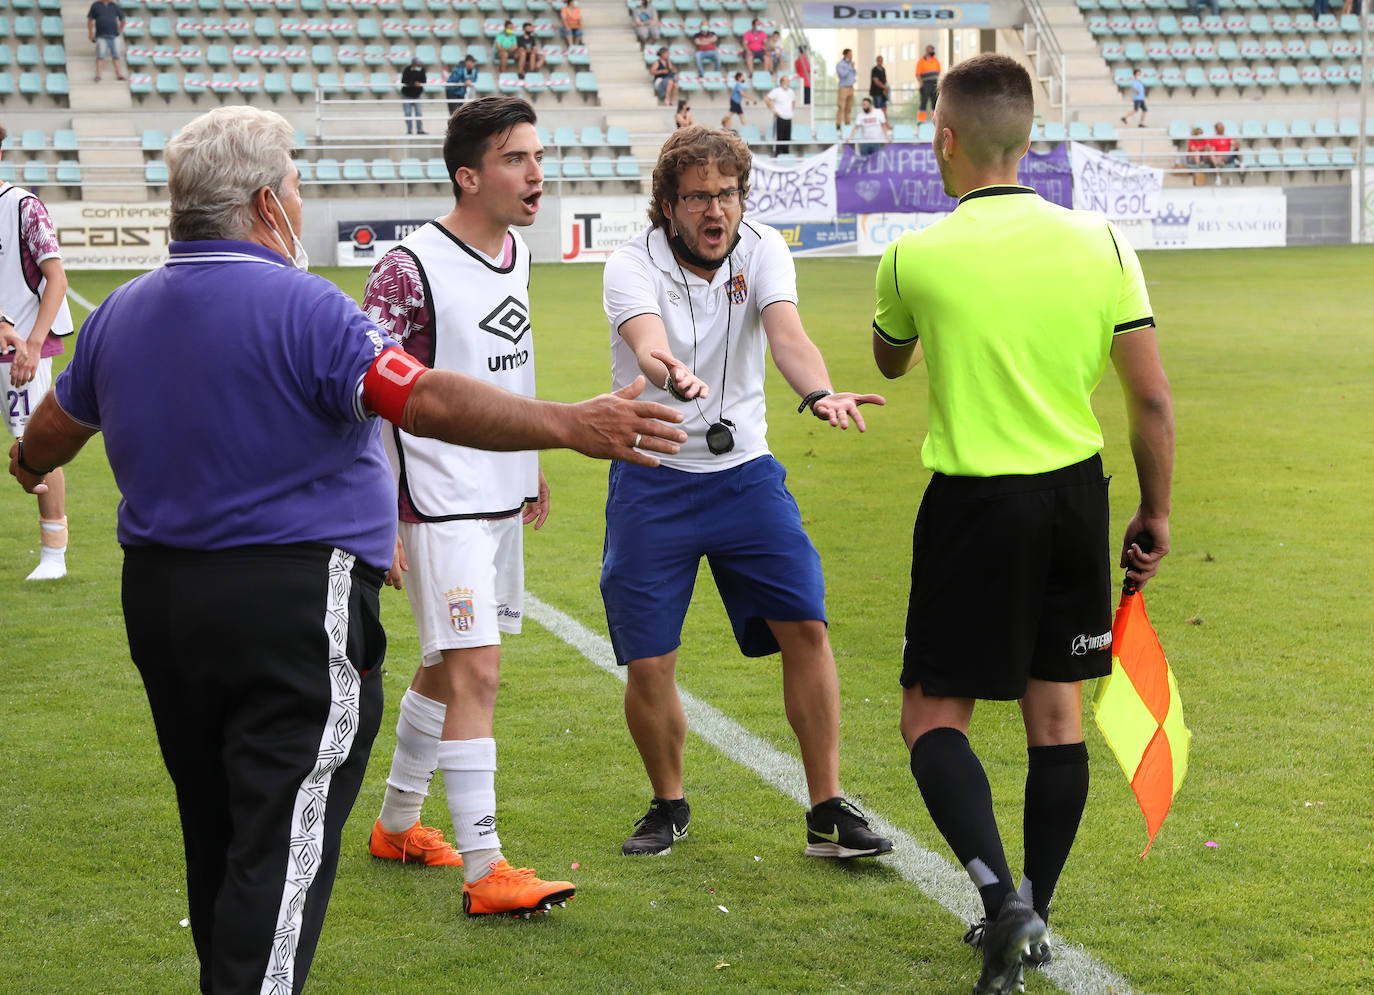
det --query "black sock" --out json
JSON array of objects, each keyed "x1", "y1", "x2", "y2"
[
  {"x1": 910, "y1": 727, "x2": 1014, "y2": 918},
  {"x1": 1021, "y1": 741, "x2": 1090, "y2": 924}
]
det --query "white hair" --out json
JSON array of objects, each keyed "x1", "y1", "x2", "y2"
[{"x1": 166, "y1": 106, "x2": 296, "y2": 241}]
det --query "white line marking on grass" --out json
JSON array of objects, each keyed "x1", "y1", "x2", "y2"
[
  {"x1": 525, "y1": 592, "x2": 1140, "y2": 995},
  {"x1": 66, "y1": 287, "x2": 98, "y2": 314}
]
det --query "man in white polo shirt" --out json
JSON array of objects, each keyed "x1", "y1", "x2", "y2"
[
  {"x1": 600, "y1": 125, "x2": 892, "y2": 860},
  {"x1": 764, "y1": 79, "x2": 795, "y2": 157}
]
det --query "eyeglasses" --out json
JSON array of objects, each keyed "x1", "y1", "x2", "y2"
[{"x1": 677, "y1": 188, "x2": 742, "y2": 212}]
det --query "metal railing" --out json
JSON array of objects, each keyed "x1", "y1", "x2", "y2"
[{"x1": 1022, "y1": 0, "x2": 1069, "y2": 126}]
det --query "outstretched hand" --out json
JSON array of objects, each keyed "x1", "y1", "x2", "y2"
[
  {"x1": 650, "y1": 349, "x2": 710, "y2": 401},
  {"x1": 570, "y1": 376, "x2": 687, "y2": 467},
  {"x1": 811, "y1": 391, "x2": 886, "y2": 431}
]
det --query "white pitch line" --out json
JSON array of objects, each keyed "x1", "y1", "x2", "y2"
[
  {"x1": 66, "y1": 286, "x2": 98, "y2": 314},
  {"x1": 525, "y1": 592, "x2": 1140, "y2": 995}
]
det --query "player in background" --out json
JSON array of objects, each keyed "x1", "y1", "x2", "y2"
[
  {"x1": 361, "y1": 96, "x2": 575, "y2": 918},
  {"x1": 0, "y1": 123, "x2": 76, "y2": 581}
]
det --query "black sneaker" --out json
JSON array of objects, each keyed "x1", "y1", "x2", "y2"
[
  {"x1": 804, "y1": 797, "x2": 893, "y2": 858},
  {"x1": 622, "y1": 797, "x2": 690, "y2": 856},
  {"x1": 972, "y1": 893, "x2": 1049, "y2": 995}
]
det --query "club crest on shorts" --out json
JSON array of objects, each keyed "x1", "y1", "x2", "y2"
[
  {"x1": 726, "y1": 272, "x2": 748, "y2": 305},
  {"x1": 446, "y1": 586, "x2": 476, "y2": 632}
]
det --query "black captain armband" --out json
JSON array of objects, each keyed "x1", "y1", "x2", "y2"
[{"x1": 798, "y1": 389, "x2": 832, "y2": 418}]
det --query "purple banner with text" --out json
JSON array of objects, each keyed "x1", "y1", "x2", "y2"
[{"x1": 835, "y1": 142, "x2": 1073, "y2": 215}]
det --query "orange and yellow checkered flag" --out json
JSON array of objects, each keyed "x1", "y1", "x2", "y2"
[{"x1": 1093, "y1": 581, "x2": 1190, "y2": 857}]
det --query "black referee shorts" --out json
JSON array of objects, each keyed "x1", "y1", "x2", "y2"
[
  {"x1": 901, "y1": 454, "x2": 1113, "y2": 701},
  {"x1": 122, "y1": 542, "x2": 385, "y2": 995}
]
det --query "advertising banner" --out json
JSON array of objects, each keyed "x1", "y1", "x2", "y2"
[
  {"x1": 836, "y1": 142, "x2": 1072, "y2": 215},
  {"x1": 1114, "y1": 187, "x2": 1287, "y2": 250},
  {"x1": 337, "y1": 218, "x2": 432, "y2": 266},
  {"x1": 559, "y1": 196, "x2": 645, "y2": 263},
  {"x1": 1352, "y1": 167, "x2": 1374, "y2": 244},
  {"x1": 771, "y1": 216, "x2": 858, "y2": 255},
  {"x1": 747, "y1": 147, "x2": 839, "y2": 223},
  {"x1": 48, "y1": 201, "x2": 171, "y2": 269},
  {"x1": 1070, "y1": 141, "x2": 1164, "y2": 221},
  {"x1": 801, "y1": 2, "x2": 993, "y2": 28},
  {"x1": 855, "y1": 211, "x2": 949, "y2": 255}
]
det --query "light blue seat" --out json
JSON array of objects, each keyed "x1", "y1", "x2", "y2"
[
  {"x1": 314, "y1": 157, "x2": 342, "y2": 181},
  {"x1": 129, "y1": 72, "x2": 154, "y2": 94},
  {"x1": 425, "y1": 157, "x2": 448, "y2": 180},
  {"x1": 56, "y1": 159, "x2": 81, "y2": 184},
  {"x1": 552, "y1": 125, "x2": 576, "y2": 146},
  {"x1": 290, "y1": 70, "x2": 314, "y2": 93},
  {"x1": 315, "y1": 70, "x2": 339, "y2": 91},
  {"x1": 0, "y1": 72, "x2": 15, "y2": 96},
  {"x1": 399, "y1": 156, "x2": 425, "y2": 179},
  {"x1": 154, "y1": 71, "x2": 179, "y2": 95},
  {"x1": 142, "y1": 128, "x2": 167, "y2": 150},
  {"x1": 891, "y1": 122, "x2": 916, "y2": 142},
  {"x1": 606, "y1": 124, "x2": 630, "y2": 146},
  {"x1": 207, "y1": 43, "x2": 231, "y2": 66},
  {"x1": 15, "y1": 44, "x2": 40, "y2": 68},
  {"x1": 1331, "y1": 147, "x2": 1355, "y2": 167},
  {"x1": 1068, "y1": 120, "x2": 1092, "y2": 141},
  {"x1": 343, "y1": 70, "x2": 366, "y2": 92},
  {"x1": 342, "y1": 158, "x2": 368, "y2": 181},
  {"x1": 146, "y1": 160, "x2": 169, "y2": 183},
  {"x1": 812, "y1": 121, "x2": 837, "y2": 143},
  {"x1": 237, "y1": 72, "x2": 261, "y2": 92},
  {"x1": 738, "y1": 123, "x2": 761, "y2": 144},
  {"x1": 369, "y1": 70, "x2": 391, "y2": 93},
  {"x1": 1091, "y1": 121, "x2": 1117, "y2": 141},
  {"x1": 589, "y1": 155, "x2": 615, "y2": 178},
  {"x1": 371, "y1": 157, "x2": 398, "y2": 181},
  {"x1": 580, "y1": 125, "x2": 604, "y2": 145},
  {"x1": 23, "y1": 162, "x2": 49, "y2": 184},
  {"x1": 1265, "y1": 119, "x2": 1288, "y2": 138},
  {"x1": 41, "y1": 44, "x2": 63, "y2": 68},
  {"x1": 1306, "y1": 147, "x2": 1330, "y2": 166},
  {"x1": 53, "y1": 128, "x2": 77, "y2": 151},
  {"x1": 20, "y1": 128, "x2": 45, "y2": 150},
  {"x1": 615, "y1": 154, "x2": 640, "y2": 177},
  {"x1": 263, "y1": 70, "x2": 287, "y2": 95},
  {"x1": 560, "y1": 154, "x2": 587, "y2": 178},
  {"x1": 1042, "y1": 121, "x2": 1067, "y2": 142},
  {"x1": 573, "y1": 69, "x2": 596, "y2": 93}
]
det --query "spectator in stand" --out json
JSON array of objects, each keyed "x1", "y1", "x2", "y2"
[
  {"x1": 400, "y1": 57, "x2": 427, "y2": 135},
  {"x1": 916, "y1": 44, "x2": 941, "y2": 122},
  {"x1": 445, "y1": 54, "x2": 478, "y2": 116},
  {"x1": 632, "y1": 0, "x2": 661, "y2": 44},
  {"x1": 870, "y1": 54, "x2": 890, "y2": 110},
  {"x1": 494, "y1": 20, "x2": 519, "y2": 73},
  {"x1": 725, "y1": 72, "x2": 750, "y2": 130},
  {"x1": 1188, "y1": 0, "x2": 1220, "y2": 16},
  {"x1": 768, "y1": 32, "x2": 785, "y2": 77},
  {"x1": 87, "y1": 0, "x2": 127, "y2": 83},
  {"x1": 652, "y1": 47, "x2": 678, "y2": 106},
  {"x1": 1312, "y1": 0, "x2": 1330, "y2": 14},
  {"x1": 560, "y1": 0, "x2": 584, "y2": 46},
  {"x1": 1209, "y1": 122, "x2": 1239, "y2": 169},
  {"x1": 516, "y1": 22, "x2": 546, "y2": 77},
  {"x1": 743, "y1": 19, "x2": 769, "y2": 73},
  {"x1": 675, "y1": 99, "x2": 694, "y2": 130},
  {"x1": 693, "y1": 24, "x2": 720, "y2": 75},
  {"x1": 1183, "y1": 127, "x2": 1210, "y2": 175},
  {"x1": 795, "y1": 45, "x2": 812, "y2": 105},
  {"x1": 765, "y1": 78, "x2": 796, "y2": 156},
  {"x1": 845, "y1": 95, "x2": 891, "y2": 156},
  {"x1": 1120, "y1": 68, "x2": 1147, "y2": 127},
  {"x1": 836, "y1": 48, "x2": 857, "y2": 127}
]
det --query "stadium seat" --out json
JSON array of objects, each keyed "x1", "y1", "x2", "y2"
[
  {"x1": 1092, "y1": 121, "x2": 1118, "y2": 141},
  {"x1": 53, "y1": 128, "x2": 77, "y2": 151},
  {"x1": 1042, "y1": 121, "x2": 1067, "y2": 143},
  {"x1": 146, "y1": 160, "x2": 169, "y2": 183},
  {"x1": 589, "y1": 155, "x2": 615, "y2": 179},
  {"x1": 615, "y1": 154, "x2": 640, "y2": 178},
  {"x1": 580, "y1": 125, "x2": 604, "y2": 146},
  {"x1": 1290, "y1": 118, "x2": 1313, "y2": 140},
  {"x1": 573, "y1": 70, "x2": 596, "y2": 94},
  {"x1": 1313, "y1": 117, "x2": 1337, "y2": 139},
  {"x1": 16, "y1": 44, "x2": 40, "y2": 69},
  {"x1": 1253, "y1": 64, "x2": 1278, "y2": 86},
  {"x1": 1299, "y1": 64, "x2": 1323, "y2": 85},
  {"x1": 41, "y1": 44, "x2": 63, "y2": 68},
  {"x1": 56, "y1": 160, "x2": 81, "y2": 185},
  {"x1": 425, "y1": 157, "x2": 448, "y2": 181},
  {"x1": 1101, "y1": 42, "x2": 1125, "y2": 61},
  {"x1": 1306, "y1": 148, "x2": 1331, "y2": 167},
  {"x1": 891, "y1": 122, "x2": 916, "y2": 142},
  {"x1": 1184, "y1": 66, "x2": 1207, "y2": 88},
  {"x1": 1193, "y1": 41, "x2": 1216, "y2": 61},
  {"x1": 23, "y1": 162, "x2": 48, "y2": 184},
  {"x1": 1122, "y1": 41, "x2": 1146, "y2": 62},
  {"x1": 1281, "y1": 149, "x2": 1305, "y2": 168},
  {"x1": 370, "y1": 157, "x2": 398, "y2": 181},
  {"x1": 738, "y1": 124, "x2": 761, "y2": 144},
  {"x1": 263, "y1": 70, "x2": 287, "y2": 95},
  {"x1": 1331, "y1": 147, "x2": 1356, "y2": 167},
  {"x1": 606, "y1": 125, "x2": 630, "y2": 147},
  {"x1": 1207, "y1": 66, "x2": 1230, "y2": 87},
  {"x1": 129, "y1": 73, "x2": 153, "y2": 94},
  {"x1": 369, "y1": 70, "x2": 391, "y2": 93},
  {"x1": 560, "y1": 154, "x2": 587, "y2": 178},
  {"x1": 1308, "y1": 38, "x2": 1331, "y2": 60},
  {"x1": 342, "y1": 70, "x2": 365, "y2": 92},
  {"x1": 39, "y1": 15, "x2": 62, "y2": 38},
  {"x1": 398, "y1": 156, "x2": 425, "y2": 180},
  {"x1": 1231, "y1": 66, "x2": 1254, "y2": 88},
  {"x1": 314, "y1": 157, "x2": 342, "y2": 181}
]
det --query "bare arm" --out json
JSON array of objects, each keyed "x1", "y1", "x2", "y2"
[
  {"x1": 1110, "y1": 325, "x2": 1174, "y2": 588},
  {"x1": 871, "y1": 331, "x2": 922, "y2": 379},
  {"x1": 8, "y1": 395, "x2": 99, "y2": 494},
  {"x1": 9, "y1": 258, "x2": 69, "y2": 387},
  {"x1": 397, "y1": 368, "x2": 686, "y2": 467},
  {"x1": 763, "y1": 301, "x2": 884, "y2": 430},
  {"x1": 617, "y1": 312, "x2": 709, "y2": 399}
]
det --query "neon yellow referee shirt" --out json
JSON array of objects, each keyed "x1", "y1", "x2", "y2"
[{"x1": 873, "y1": 185, "x2": 1153, "y2": 477}]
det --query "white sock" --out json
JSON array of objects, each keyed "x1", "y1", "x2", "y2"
[
  {"x1": 26, "y1": 518, "x2": 67, "y2": 582},
  {"x1": 437, "y1": 737, "x2": 503, "y2": 883},
  {"x1": 377, "y1": 689, "x2": 446, "y2": 833}
]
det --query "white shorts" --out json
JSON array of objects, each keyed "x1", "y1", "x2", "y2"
[
  {"x1": 2, "y1": 356, "x2": 53, "y2": 439},
  {"x1": 400, "y1": 515, "x2": 525, "y2": 665}
]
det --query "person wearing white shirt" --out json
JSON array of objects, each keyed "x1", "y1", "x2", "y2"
[
  {"x1": 845, "y1": 96, "x2": 892, "y2": 156},
  {"x1": 764, "y1": 82, "x2": 796, "y2": 156},
  {"x1": 600, "y1": 126, "x2": 892, "y2": 862}
]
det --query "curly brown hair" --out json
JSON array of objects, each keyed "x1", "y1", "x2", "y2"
[{"x1": 648, "y1": 126, "x2": 751, "y2": 231}]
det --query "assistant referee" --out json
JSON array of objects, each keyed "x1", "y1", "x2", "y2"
[
  {"x1": 7, "y1": 106, "x2": 684, "y2": 995},
  {"x1": 870, "y1": 54, "x2": 1174, "y2": 995}
]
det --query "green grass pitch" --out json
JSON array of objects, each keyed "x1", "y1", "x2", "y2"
[{"x1": 1, "y1": 245, "x2": 1372, "y2": 994}]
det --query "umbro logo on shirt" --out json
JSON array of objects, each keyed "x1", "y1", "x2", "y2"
[{"x1": 479, "y1": 295, "x2": 530, "y2": 344}]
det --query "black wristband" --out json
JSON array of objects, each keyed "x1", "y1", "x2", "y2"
[
  {"x1": 664, "y1": 370, "x2": 691, "y2": 402},
  {"x1": 798, "y1": 389, "x2": 832, "y2": 417},
  {"x1": 16, "y1": 439, "x2": 50, "y2": 477}
]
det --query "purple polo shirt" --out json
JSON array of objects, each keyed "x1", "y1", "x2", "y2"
[{"x1": 54, "y1": 240, "x2": 398, "y2": 568}]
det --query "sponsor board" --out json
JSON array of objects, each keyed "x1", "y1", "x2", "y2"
[
  {"x1": 48, "y1": 202, "x2": 171, "y2": 269},
  {"x1": 560, "y1": 196, "x2": 645, "y2": 262},
  {"x1": 802, "y1": 2, "x2": 992, "y2": 27},
  {"x1": 336, "y1": 219, "x2": 432, "y2": 266},
  {"x1": 1114, "y1": 187, "x2": 1287, "y2": 250},
  {"x1": 856, "y1": 212, "x2": 948, "y2": 255},
  {"x1": 771, "y1": 216, "x2": 857, "y2": 255}
]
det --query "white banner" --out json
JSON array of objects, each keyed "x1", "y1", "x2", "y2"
[
  {"x1": 747, "y1": 146, "x2": 838, "y2": 223},
  {"x1": 1352, "y1": 167, "x2": 1374, "y2": 244},
  {"x1": 856, "y1": 211, "x2": 949, "y2": 255},
  {"x1": 560, "y1": 196, "x2": 644, "y2": 263},
  {"x1": 1114, "y1": 187, "x2": 1287, "y2": 250},
  {"x1": 1070, "y1": 142, "x2": 1163, "y2": 221},
  {"x1": 48, "y1": 201, "x2": 171, "y2": 269}
]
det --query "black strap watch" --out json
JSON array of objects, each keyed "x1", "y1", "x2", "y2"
[{"x1": 0, "y1": 313, "x2": 15, "y2": 327}]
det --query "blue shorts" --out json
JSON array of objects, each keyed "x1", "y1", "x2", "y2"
[{"x1": 600, "y1": 455, "x2": 826, "y2": 666}]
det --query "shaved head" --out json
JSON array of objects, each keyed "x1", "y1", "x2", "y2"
[{"x1": 934, "y1": 53, "x2": 1033, "y2": 170}]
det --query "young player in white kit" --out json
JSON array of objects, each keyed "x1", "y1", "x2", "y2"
[
  {"x1": 361, "y1": 97, "x2": 574, "y2": 918},
  {"x1": 0, "y1": 126, "x2": 76, "y2": 581}
]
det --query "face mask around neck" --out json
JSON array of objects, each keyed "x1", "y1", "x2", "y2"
[{"x1": 264, "y1": 188, "x2": 309, "y2": 271}]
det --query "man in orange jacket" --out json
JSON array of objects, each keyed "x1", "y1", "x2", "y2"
[{"x1": 916, "y1": 44, "x2": 940, "y2": 122}]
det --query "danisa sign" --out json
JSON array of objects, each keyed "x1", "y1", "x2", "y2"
[{"x1": 802, "y1": 2, "x2": 992, "y2": 27}]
